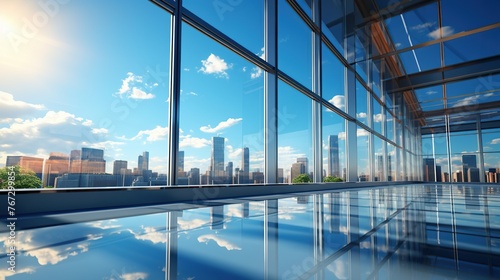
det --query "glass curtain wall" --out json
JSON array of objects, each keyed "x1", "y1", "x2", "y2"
[{"x1": 1, "y1": 0, "x2": 422, "y2": 189}]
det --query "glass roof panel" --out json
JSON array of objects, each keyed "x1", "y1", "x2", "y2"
[
  {"x1": 398, "y1": 44, "x2": 440, "y2": 74},
  {"x1": 447, "y1": 91, "x2": 500, "y2": 108},
  {"x1": 415, "y1": 85, "x2": 443, "y2": 102},
  {"x1": 297, "y1": 0, "x2": 313, "y2": 19},
  {"x1": 384, "y1": 2, "x2": 438, "y2": 50},
  {"x1": 446, "y1": 74, "x2": 500, "y2": 99},
  {"x1": 420, "y1": 100, "x2": 444, "y2": 111},
  {"x1": 444, "y1": 28, "x2": 500, "y2": 66},
  {"x1": 442, "y1": 0, "x2": 500, "y2": 34}
]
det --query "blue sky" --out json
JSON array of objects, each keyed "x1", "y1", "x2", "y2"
[{"x1": 0, "y1": 0, "x2": 499, "y2": 181}]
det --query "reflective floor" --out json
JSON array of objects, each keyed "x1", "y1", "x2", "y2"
[{"x1": 2, "y1": 184, "x2": 500, "y2": 279}]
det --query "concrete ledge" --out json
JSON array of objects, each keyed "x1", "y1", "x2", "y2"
[{"x1": 1, "y1": 181, "x2": 420, "y2": 218}]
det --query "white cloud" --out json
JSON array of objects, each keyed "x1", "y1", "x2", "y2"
[
  {"x1": 0, "y1": 110, "x2": 121, "y2": 165},
  {"x1": 198, "y1": 234, "x2": 241, "y2": 250},
  {"x1": 411, "y1": 22, "x2": 435, "y2": 31},
  {"x1": 179, "y1": 135, "x2": 211, "y2": 148},
  {"x1": 428, "y1": 26, "x2": 454, "y2": 40},
  {"x1": 356, "y1": 112, "x2": 367, "y2": 118},
  {"x1": 452, "y1": 95, "x2": 480, "y2": 107},
  {"x1": 426, "y1": 90, "x2": 437, "y2": 95},
  {"x1": 251, "y1": 67, "x2": 263, "y2": 79},
  {"x1": 338, "y1": 131, "x2": 346, "y2": 140},
  {"x1": 199, "y1": 53, "x2": 231, "y2": 78},
  {"x1": 116, "y1": 72, "x2": 156, "y2": 100},
  {"x1": 357, "y1": 128, "x2": 369, "y2": 137},
  {"x1": 130, "y1": 226, "x2": 165, "y2": 244},
  {"x1": 200, "y1": 118, "x2": 243, "y2": 133},
  {"x1": 373, "y1": 113, "x2": 384, "y2": 123},
  {"x1": 120, "y1": 272, "x2": 149, "y2": 280},
  {"x1": 328, "y1": 95, "x2": 344, "y2": 110},
  {"x1": 131, "y1": 125, "x2": 168, "y2": 142},
  {"x1": 130, "y1": 88, "x2": 155, "y2": 100},
  {"x1": 178, "y1": 218, "x2": 208, "y2": 231},
  {"x1": 0, "y1": 91, "x2": 45, "y2": 118},
  {"x1": 491, "y1": 138, "x2": 500, "y2": 145}
]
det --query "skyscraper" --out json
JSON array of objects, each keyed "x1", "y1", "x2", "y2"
[
  {"x1": 113, "y1": 160, "x2": 128, "y2": 175},
  {"x1": 211, "y1": 136, "x2": 225, "y2": 179},
  {"x1": 80, "y1": 148, "x2": 106, "y2": 173},
  {"x1": 226, "y1": 161, "x2": 233, "y2": 184},
  {"x1": 138, "y1": 151, "x2": 149, "y2": 173},
  {"x1": 328, "y1": 135, "x2": 340, "y2": 177},
  {"x1": 241, "y1": 147, "x2": 249, "y2": 173},
  {"x1": 69, "y1": 150, "x2": 82, "y2": 173},
  {"x1": 6, "y1": 156, "x2": 44, "y2": 180},
  {"x1": 423, "y1": 158, "x2": 435, "y2": 182},
  {"x1": 178, "y1": 150, "x2": 185, "y2": 173},
  {"x1": 291, "y1": 162, "x2": 306, "y2": 181},
  {"x1": 462, "y1": 155, "x2": 477, "y2": 182},
  {"x1": 44, "y1": 152, "x2": 69, "y2": 187},
  {"x1": 297, "y1": 157, "x2": 308, "y2": 175}
]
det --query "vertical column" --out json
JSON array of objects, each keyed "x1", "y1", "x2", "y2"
[
  {"x1": 476, "y1": 114, "x2": 485, "y2": 182},
  {"x1": 312, "y1": 0, "x2": 322, "y2": 183},
  {"x1": 264, "y1": 199, "x2": 278, "y2": 280},
  {"x1": 264, "y1": 0, "x2": 278, "y2": 184},
  {"x1": 167, "y1": 0, "x2": 183, "y2": 186},
  {"x1": 345, "y1": 0, "x2": 357, "y2": 182},
  {"x1": 313, "y1": 194, "x2": 324, "y2": 279},
  {"x1": 348, "y1": 191, "x2": 360, "y2": 279},
  {"x1": 166, "y1": 211, "x2": 180, "y2": 280}
]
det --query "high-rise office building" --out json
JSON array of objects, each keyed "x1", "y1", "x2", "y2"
[
  {"x1": 226, "y1": 161, "x2": 233, "y2": 184},
  {"x1": 468, "y1": 167, "x2": 480, "y2": 183},
  {"x1": 44, "y1": 152, "x2": 70, "y2": 187},
  {"x1": 211, "y1": 136, "x2": 225, "y2": 179},
  {"x1": 6, "y1": 156, "x2": 44, "y2": 180},
  {"x1": 297, "y1": 157, "x2": 308, "y2": 175},
  {"x1": 291, "y1": 162, "x2": 306, "y2": 181},
  {"x1": 241, "y1": 147, "x2": 249, "y2": 173},
  {"x1": 69, "y1": 150, "x2": 82, "y2": 173},
  {"x1": 423, "y1": 158, "x2": 435, "y2": 182},
  {"x1": 138, "y1": 151, "x2": 149, "y2": 174},
  {"x1": 80, "y1": 148, "x2": 106, "y2": 174},
  {"x1": 462, "y1": 155, "x2": 477, "y2": 182},
  {"x1": 328, "y1": 135, "x2": 340, "y2": 177},
  {"x1": 188, "y1": 168, "x2": 200, "y2": 185},
  {"x1": 113, "y1": 160, "x2": 128, "y2": 175},
  {"x1": 178, "y1": 150, "x2": 185, "y2": 173}
]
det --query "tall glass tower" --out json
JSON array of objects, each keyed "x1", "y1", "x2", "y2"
[
  {"x1": 328, "y1": 135, "x2": 340, "y2": 177},
  {"x1": 211, "y1": 136, "x2": 225, "y2": 179}
]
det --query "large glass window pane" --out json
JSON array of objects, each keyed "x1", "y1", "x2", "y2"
[
  {"x1": 278, "y1": 0, "x2": 313, "y2": 90},
  {"x1": 373, "y1": 98, "x2": 383, "y2": 135},
  {"x1": 182, "y1": 0, "x2": 264, "y2": 55},
  {"x1": 357, "y1": 126, "x2": 371, "y2": 181},
  {"x1": 179, "y1": 24, "x2": 264, "y2": 185},
  {"x1": 374, "y1": 136, "x2": 384, "y2": 181},
  {"x1": 450, "y1": 131, "x2": 479, "y2": 182},
  {"x1": 384, "y1": 2, "x2": 438, "y2": 50},
  {"x1": 1, "y1": 1, "x2": 171, "y2": 189},
  {"x1": 322, "y1": 43, "x2": 346, "y2": 112},
  {"x1": 322, "y1": 108, "x2": 346, "y2": 182},
  {"x1": 386, "y1": 112, "x2": 395, "y2": 142},
  {"x1": 482, "y1": 128, "x2": 500, "y2": 182},
  {"x1": 387, "y1": 144, "x2": 396, "y2": 181},
  {"x1": 278, "y1": 82, "x2": 313, "y2": 183},
  {"x1": 356, "y1": 81, "x2": 368, "y2": 125},
  {"x1": 442, "y1": 0, "x2": 498, "y2": 34},
  {"x1": 321, "y1": 0, "x2": 346, "y2": 56}
]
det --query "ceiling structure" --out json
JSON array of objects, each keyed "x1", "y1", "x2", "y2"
[{"x1": 354, "y1": 0, "x2": 500, "y2": 133}]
